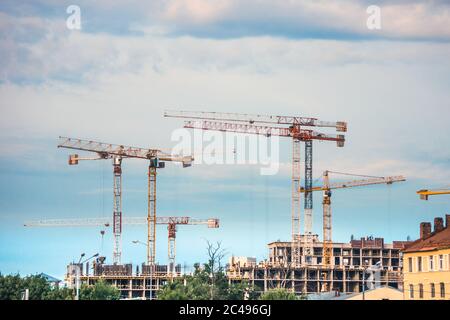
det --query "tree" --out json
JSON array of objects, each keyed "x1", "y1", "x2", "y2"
[
  {"x1": 0, "y1": 273, "x2": 122, "y2": 300},
  {"x1": 44, "y1": 287, "x2": 74, "y2": 300},
  {"x1": 0, "y1": 273, "x2": 54, "y2": 300},
  {"x1": 259, "y1": 288, "x2": 298, "y2": 300},
  {"x1": 158, "y1": 241, "x2": 256, "y2": 300},
  {"x1": 79, "y1": 280, "x2": 120, "y2": 300},
  {"x1": 22, "y1": 275, "x2": 52, "y2": 300},
  {"x1": 0, "y1": 274, "x2": 24, "y2": 300},
  {"x1": 157, "y1": 280, "x2": 189, "y2": 300},
  {"x1": 159, "y1": 264, "x2": 211, "y2": 300}
]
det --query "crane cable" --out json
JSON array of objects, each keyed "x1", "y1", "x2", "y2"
[
  {"x1": 100, "y1": 160, "x2": 105, "y2": 255},
  {"x1": 327, "y1": 171, "x2": 384, "y2": 179},
  {"x1": 387, "y1": 184, "x2": 392, "y2": 240}
]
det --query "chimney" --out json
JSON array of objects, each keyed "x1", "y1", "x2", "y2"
[
  {"x1": 434, "y1": 217, "x2": 444, "y2": 233},
  {"x1": 420, "y1": 222, "x2": 431, "y2": 239},
  {"x1": 446, "y1": 214, "x2": 450, "y2": 229}
]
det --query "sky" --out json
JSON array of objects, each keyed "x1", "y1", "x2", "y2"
[{"x1": 0, "y1": 0, "x2": 449, "y2": 280}]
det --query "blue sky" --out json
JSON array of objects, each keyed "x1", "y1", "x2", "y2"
[{"x1": 0, "y1": 1, "x2": 449, "y2": 280}]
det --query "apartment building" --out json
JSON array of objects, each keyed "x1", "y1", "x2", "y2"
[{"x1": 403, "y1": 215, "x2": 450, "y2": 300}]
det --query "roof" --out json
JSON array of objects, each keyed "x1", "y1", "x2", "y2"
[
  {"x1": 403, "y1": 226, "x2": 450, "y2": 253},
  {"x1": 39, "y1": 273, "x2": 61, "y2": 283},
  {"x1": 340, "y1": 286, "x2": 403, "y2": 300},
  {"x1": 308, "y1": 286, "x2": 402, "y2": 300}
]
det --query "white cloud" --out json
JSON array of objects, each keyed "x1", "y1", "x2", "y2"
[
  {"x1": 150, "y1": 0, "x2": 450, "y2": 40},
  {"x1": 0, "y1": 8, "x2": 449, "y2": 188}
]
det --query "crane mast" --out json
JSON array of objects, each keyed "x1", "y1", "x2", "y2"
[
  {"x1": 165, "y1": 110, "x2": 346, "y2": 267},
  {"x1": 113, "y1": 157, "x2": 122, "y2": 263},
  {"x1": 303, "y1": 140, "x2": 313, "y2": 263},
  {"x1": 292, "y1": 137, "x2": 301, "y2": 266},
  {"x1": 148, "y1": 165, "x2": 157, "y2": 267},
  {"x1": 322, "y1": 171, "x2": 332, "y2": 267}
]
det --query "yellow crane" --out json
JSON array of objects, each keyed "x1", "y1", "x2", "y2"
[
  {"x1": 417, "y1": 189, "x2": 450, "y2": 200},
  {"x1": 301, "y1": 171, "x2": 406, "y2": 268}
]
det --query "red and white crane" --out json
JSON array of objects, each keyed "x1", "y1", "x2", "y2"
[{"x1": 164, "y1": 110, "x2": 346, "y2": 266}]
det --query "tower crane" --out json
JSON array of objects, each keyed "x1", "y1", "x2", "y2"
[
  {"x1": 300, "y1": 171, "x2": 406, "y2": 268},
  {"x1": 57, "y1": 137, "x2": 193, "y2": 265},
  {"x1": 417, "y1": 188, "x2": 450, "y2": 200},
  {"x1": 24, "y1": 216, "x2": 219, "y2": 276},
  {"x1": 164, "y1": 110, "x2": 346, "y2": 266}
]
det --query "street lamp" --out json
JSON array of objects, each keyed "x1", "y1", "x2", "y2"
[
  {"x1": 362, "y1": 259, "x2": 369, "y2": 300},
  {"x1": 74, "y1": 252, "x2": 99, "y2": 300},
  {"x1": 78, "y1": 253, "x2": 85, "y2": 264},
  {"x1": 132, "y1": 240, "x2": 147, "y2": 246}
]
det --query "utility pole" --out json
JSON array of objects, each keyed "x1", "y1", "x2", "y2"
[{"x1": 362, "y1": 268, "x2": 366, "y2": 301}]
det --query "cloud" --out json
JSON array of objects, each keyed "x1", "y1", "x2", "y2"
[
  {"x1": 2, "y1": 1, "x2": 450, "y2": 42},
  {"x1": 0, "y1": 2, "x2": 449, "y2": 188},
  {"x1": 2, "y1": 9, "x2": 450, "y2": 84},
  {"x1": 146, "y1": 0, "x2": 450, "y2": 41}
]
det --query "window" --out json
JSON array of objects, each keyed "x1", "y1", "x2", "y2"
[
  {"x1": 409, "y1": 284, "x2": 414, "y2": 298},
  {"x1": 439, "y1": 255, "x2": 444, "y2": 270},
  {"x1": 408, "y1": 257, "x2": 413, "y2": 272},
  {"x1": 429, "y1": 255, "x2": 434, "y2": 271},
  {"x1": 419, "y1": 284, "x2": 423, "y2": 299},
  {"x1": 417, "y1": 256, "x2": 422, "y2": 272},
  {"x1": 440, "y1": 283, "x2": 445, "y2": 298},
  {"x1": 431, "y1": 283, "x2": 435, "y2": 298}
]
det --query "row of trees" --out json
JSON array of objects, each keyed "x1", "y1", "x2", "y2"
[
  {"x1": 0, "y1": 271, "x2": 299, "y2": 300},
  {"x1": 0, "y1": 274, "x2": 120, "y2": 300},
  {"x1": 1, "y1": 242, "x2": 305, "y2": 300}
]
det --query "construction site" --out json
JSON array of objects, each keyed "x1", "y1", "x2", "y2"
[
  {"x1": 228, "y1": 236, "x2": 410, "y2": 295},
  {"x1": 24, "y1": 110, "x2": 426, "y2": 299}
]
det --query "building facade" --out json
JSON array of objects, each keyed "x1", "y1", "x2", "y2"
[
  {"x1": 402, "y1": 215, "x2": 450, "y2": 300},
  {"x1": 66, "y1": 260, "x2": 182, "y2": 299}
]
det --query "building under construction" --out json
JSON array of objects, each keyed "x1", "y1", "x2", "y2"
[
  {"x1": 227, "y1": 236, "x2": 411, "y2": 295},
  {"x1": 66, "y1": 260, "x2": 184, "y2": 299},
  {"x1": 65, "y1": 235, "x2": 411, "y2": 299}
]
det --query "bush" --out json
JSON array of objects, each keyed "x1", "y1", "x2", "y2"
[{"x1": 259, "y1": 288, "x2": 298, "y2": 300}]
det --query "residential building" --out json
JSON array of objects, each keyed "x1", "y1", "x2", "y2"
[{"x1": 402, "y1": 215, "x2": 450, "y2": 300}]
